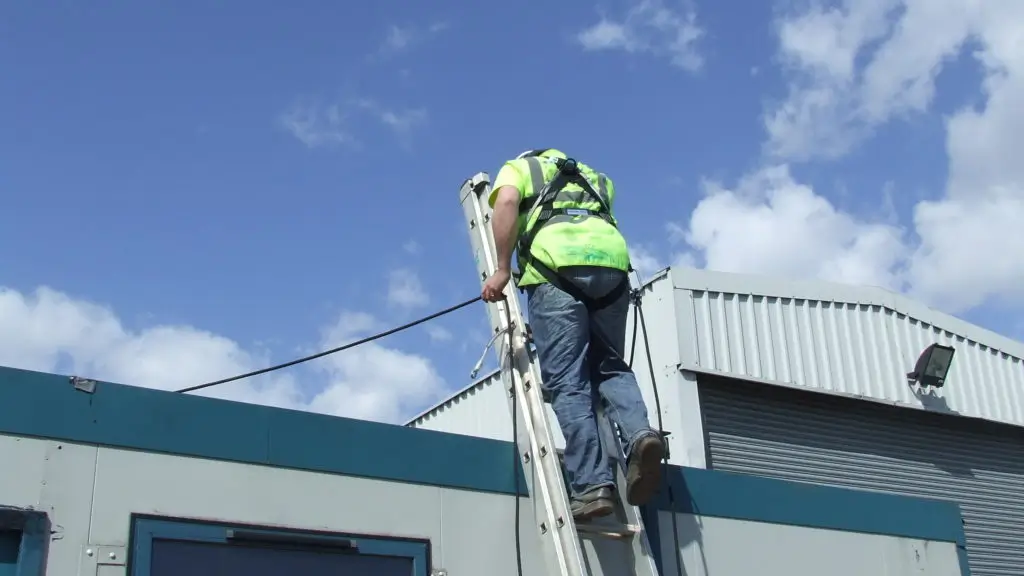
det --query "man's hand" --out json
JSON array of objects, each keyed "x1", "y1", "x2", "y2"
[{"x1": 482, "y1": 268, "x2": 512, "y2": 302}]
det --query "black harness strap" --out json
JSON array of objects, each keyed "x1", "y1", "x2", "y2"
[
  {"x1": 515, "y1": 154, "x2": 631, "y2": 312},
  {"x1": 530, "y1": 256, "x2": 631, "y2": 311}
]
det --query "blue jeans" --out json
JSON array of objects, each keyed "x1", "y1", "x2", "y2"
[{"x1": 526, "y1": 265, "x2": 660, "y2": 498}]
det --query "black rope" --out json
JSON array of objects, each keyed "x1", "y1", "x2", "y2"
[
  {"x1": 502, "y1": 300, "x2": 525, "y2": 576},
  {"x1": 174, "y1": 296, "x2": 483, "y2": 394},
  {"x1": 627, "y1": 268, "x2": 642, "y2": 369},
  {"x1": 628, "y1": 298, "x2": 640, "y2": 370}
]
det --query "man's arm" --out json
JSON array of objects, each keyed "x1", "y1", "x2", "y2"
[{"x1": 490, "y1": 184, "x2": 521, "y2": 272}]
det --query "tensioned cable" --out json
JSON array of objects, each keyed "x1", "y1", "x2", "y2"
[
  {"x1": 627, "y1": 267, "x2": 684, "y2": 576},
  {"x1": 174, "y1": 296, "x2": 482, "y2": 394},
  {"x1": 500, "y1": 300, "x2": 525, "y2": 576}
]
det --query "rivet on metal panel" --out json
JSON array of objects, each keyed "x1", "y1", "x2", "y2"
[
  {"x1": 539, "y1": 446, "x2": 547, "y2": 457},
  {"x1": 522, "y1": 452, "x2": 530, "y2": 464},
  {"x1": 556, "y1": 517, "x2": 565, "y2": 529},
  {"x1": 540, "y1": 522, "x2": 548, "y2": 534},
  {"x1": 70, "y1": 376, "x2": 96, "y2": 394},
  {"x1": 431, "y1": 570, "x2": 448, "y2": 576},
  {"x1": 81, "y1": 544, "x2": 127, "y2": 573},
  {"x1": 97, "y1": 546, "x2": 126, "y2": 566}
]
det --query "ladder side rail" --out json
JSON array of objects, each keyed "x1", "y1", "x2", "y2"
[{"x1": 459, "y1": 174, "x2": 587, "y2": 576}]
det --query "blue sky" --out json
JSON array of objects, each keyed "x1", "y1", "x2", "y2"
[{"x1": 2, "y1": 1, "x2": 1022, "y2": 423}]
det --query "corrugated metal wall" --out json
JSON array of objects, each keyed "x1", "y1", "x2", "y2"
[
  {"x1": 681, "y1": 287, "x2": 1024, "y2": 427},
  {"x1": 409, "y1": 370, "x2": 511, "y2": 441},
  {"x1": 699, "y1": 375, "x2": 1024, "y2": 576},
  {"x1": 408, "y1": 369, "x2": 569, "y2": 450}
]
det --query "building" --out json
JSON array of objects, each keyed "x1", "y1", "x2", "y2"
[
  {"x1": 409, "y1": 266, "x2": 1024, "y2": 576},
  {"x1": 1, "y1": 360, "x2": 969, "y2": 575}
]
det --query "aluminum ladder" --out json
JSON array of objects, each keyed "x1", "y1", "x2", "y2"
[{"x1": 459, "y1": 172, "x2": 662, "y2": 576}]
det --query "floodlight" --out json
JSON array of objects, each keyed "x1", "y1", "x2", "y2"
[{"x1": 907, "y1": 343, "x2": 955, "y2": 388}]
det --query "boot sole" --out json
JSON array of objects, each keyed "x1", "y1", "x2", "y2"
[
  {"x1": 626, "y1": 436, "x2": 665, "y2": 506},
  {"x1": 572, "y1": 498, "x2": 615, "y2": 522}
]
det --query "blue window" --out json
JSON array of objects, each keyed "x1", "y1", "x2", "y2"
[
  {"x1": 0, "y1": 508, "x2": 49, "y2": 576},
  {"x1": 0, "y1": 530, "x2": 20, "y2": 576},
  {"x1": 129, "y1": 516, "x2": 430, "y2": 576}
]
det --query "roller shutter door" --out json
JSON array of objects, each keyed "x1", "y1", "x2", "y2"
[{"x1": 699, "y1": 375, "x2": 1024, "y2": 576}]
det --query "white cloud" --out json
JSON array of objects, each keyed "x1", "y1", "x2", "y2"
[
  {"x1": 381, "y1": 109, "x2": 428, "y2": 134},
  {"x1": 671, "y1": 161, "x2": 1024, "y2": 315},
  {"x1": 403, "y1": 240, "x2": 421, "y2": 255},
  {"x1": 384, "y1": 25, "x2": 416, "y2": 53},
  {"x1": 628, "y1": 244, "x2": 668, "y2": 284},
  {"x1": 426, "y1": 325, "x2": 453, "y2": 343},
  {"x1": 375, "y1": 22, "x2": 449, "y2": 59},
  {"x1": 764, "y1": 0, "x2": 971, "y2": 161},
  {"x1": 387, "y1": 268, "x2": 429, "y2": 309},
  {"x1": 357, "y1": 99, "x2": 428, "y2": 144},
  {"x1": 695, "y1": 0, "x2": 1023, "y2": 317},
  {"x1": 279, "y1": 97, "x2": 427, "y2": 149},
  {"x1": 671, "y1": 166, "x2": 910, "y2": 290},
  {"x1": 0, "y1": 285, "x2": 447, "y2": 424},
  {"x1": 308, "y1": 311, "x2": 448, "y2": 424},
  {"x1": 576, "y1": 0, "x2": 704, "y2": 71},
  {"x1": 278, "y1": 99, "x2": 356, "y2": 149}
]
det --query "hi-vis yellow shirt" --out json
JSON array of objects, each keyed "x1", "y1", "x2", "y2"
[{"x1": 489, "y1": 149, "x2": 631, "y2": 287}]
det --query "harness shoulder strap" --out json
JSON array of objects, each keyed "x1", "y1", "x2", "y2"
[
  {"x1": 518, "y1": 157, "x2": 616, "y2": 251},
  {"x1": 519, "y1": 157, "x2": 613, "y2": 216}
]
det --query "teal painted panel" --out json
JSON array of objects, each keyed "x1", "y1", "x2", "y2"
[
  {"x1": 15, "y1": 512, "x2": 49, "y2": 576},
  {"x1": 656, "y1": 465, "x2": 966, "y2": 545},
  {"x1": 1, "y1": 367, "x2": 273, "y2": 464},
  {"x1": 265, "y1": 405, "x2": 521, "y2": 492},
  {"x1": 0, "y1": 364, "x2": 968, "y2": 553},
  {"x1": 0, "y1": 366, "x2": 526, "y2": 495}
]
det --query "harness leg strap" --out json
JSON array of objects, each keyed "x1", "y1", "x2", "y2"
[{"x1": 528, "y1": 258, "x2": 632, "y2": 361}]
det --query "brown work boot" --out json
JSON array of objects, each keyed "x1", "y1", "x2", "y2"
[
  {"x1": 571, "y1": 486, "x2": 615, "y2": 522},
  {"x1": 625, "y1": 434, "x2": 665, "y2": 506}
]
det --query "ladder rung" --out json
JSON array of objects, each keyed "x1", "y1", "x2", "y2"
[{"x1": 574, "y1": 523, "x2": 641, "y2": 540}]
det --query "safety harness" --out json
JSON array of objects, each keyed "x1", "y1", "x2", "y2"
[{"x1": 514, "y1": 151, "x2": 632, "y2": 311}]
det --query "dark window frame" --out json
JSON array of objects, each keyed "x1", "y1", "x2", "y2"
[
  {"x1": 127, "y1": 514, "x2": 430, "y2": 576},
  {"x1": 0, "y1": 507, "x2": 50, "y2": 576}
]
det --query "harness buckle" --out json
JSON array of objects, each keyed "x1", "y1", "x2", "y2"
[{"x1": 555, "y1": 157, "x2": 579, "y2": 175}]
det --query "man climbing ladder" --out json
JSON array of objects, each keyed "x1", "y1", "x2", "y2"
[{"x1": 480, "y1": 148, "x2": 667, "y2": 522}]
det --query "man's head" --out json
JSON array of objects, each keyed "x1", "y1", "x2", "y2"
[{"x1": 515, "y1": 148, "x2": 566, "y2": 160}]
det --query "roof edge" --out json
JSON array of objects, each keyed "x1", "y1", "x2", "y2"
[
  {"x1": 670, "y1": 267, "x2": 1024, "y2": 360},
  {"x1": 405, "y1": 368, "x2": 502, "y2": 426}
]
